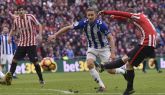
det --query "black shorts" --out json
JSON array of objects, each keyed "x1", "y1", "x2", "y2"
[
  {"x1": 13, "y1": 45, "x2": 38, "y2": 63},
  {"x1": 127, "y1": 45, "x2": 155, "y2": 67}
]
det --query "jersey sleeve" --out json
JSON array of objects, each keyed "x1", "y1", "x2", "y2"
[
  {"x1": 99, "y1": 21, "x2": 111, "y2": 36},
  {"x1": 113, "y1": 15, "x2": 128, "y2": 21},
  {"x1": 29, "y1": 14, "x2": 40, "y2": 25},
  {"x1": 103, "y1": 10, "x2": 133, "y2": 18},
  {"x1": 72, "y1": 19, "x2": 86, "y2": 29}
]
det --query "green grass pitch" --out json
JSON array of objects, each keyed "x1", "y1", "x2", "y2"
[{"x1": 0, "y1": 69, "x2": 165, "y2": 95}]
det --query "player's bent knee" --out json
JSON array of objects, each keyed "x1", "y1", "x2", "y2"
[
  {"x1": 87, "y1": 59, "x2": 95, "y2": 69},
  {"x1": 122, "y1": 55, "x2": 129, "y2": 63},
  {"x1": 126, "y1": 63, "x2": 133, "y2": 70}
]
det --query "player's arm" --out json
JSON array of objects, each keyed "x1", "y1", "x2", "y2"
[
  {"x1": 111, "y1": 15, "x2": 128, "y2": 21},
  {"x1": 107, "y1": 34, "x2": 116, "y2": 60},
  {"x1": 9, "y1": 11, "x2": 16, "y2": 19},
  {"x1": 100, "y1": 21, "x2": 116, "y2": 60},
  {"x1": 8, "y1": 22, "x2": 16, "y2": 44},
  {"x1": 101, "y1": 10, "x2": 133, "y2": 18},
  {"x1": 48, "y1": 25, "x2": 73, "y2": 40},
  {"x1": 30, "y1": 14, "x2": 43, "y2": 36},
  {"x1": 48, "y1": 20, "x2": 86, "y2": 40}
]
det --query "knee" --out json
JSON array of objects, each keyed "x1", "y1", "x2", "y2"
[
  {"x1": 122, "y1": 55, "x2": 129, "y2": 63},
  {"x1": 126, "y1": 63, "x2": 133, "y2": 70},
  {"x1": 87, "y1": 59, "x2": 95, "y2": 69}
]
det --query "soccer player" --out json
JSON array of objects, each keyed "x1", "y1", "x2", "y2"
[
  {"x1": 99, "y1": 10, "x2": 158, "y2": 95},
  {"x1": 0, "y1": 25, "x2": 17, "y2": 78},
  {"x1": 48, "y1": 7, "x2": 125, "y2": 92},
  {"x1": 4, "y1": 5, "x2": 44, "y2": 85}
]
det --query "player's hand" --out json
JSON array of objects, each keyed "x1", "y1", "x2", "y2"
[
  {"x1": 36, "y1": 34, "x2": 42, "y2": 44},
  {"x1": 48, "y1": 34, "x2": 57, "y2": 41},
  {"x1": 110, "y1": 15, "x2": 115, "y2": 19},
  {"x1": 110, "y1": 53, "x2": 116, "y2": 61},
  {"x1": 8, "y1": 37, "x2": 11, "y2": 44},
  {"x1": 98, "y1": 10, "x2": 104, "y2": 15}
]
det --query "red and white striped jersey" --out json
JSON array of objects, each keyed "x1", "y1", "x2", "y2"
[
  {"x1": 13, "y1": 14, "x2": 40, "y2": 46},
  {"x1": 103, "y1": 11, "x2": 157, "y2": 47},
  {"x1": 131, "y1": 13, "x2": 157, "y2": 47}
]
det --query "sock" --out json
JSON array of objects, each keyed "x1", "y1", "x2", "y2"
[
  {"x1": 34, "y1": 64, "x2": 44, "y2": 81},
  {"x1": 13, "y1": 73, "x2": 17, "y2": 77},
  {"x1": 10, "y1": 62, "x2": 17, "y2": 76},
  {"x1": 115, "y1": 68, "x2": 126, "y2": 74},
  {"x1": 142, "y1": 60, "x2": 147, "y2": 72},
  {"x1": 104, "y1": 59, "x2": 125, "y2": 69},
  {"x1": 0, "y1": 71, "x2": 5, "y2": 78},
  {"x1": 126, "y1": 70, "x2": 135, "y2": 90},
  {"x1": 154, "y1": 60, "x2": 159, "y2": 71},
  {"x1": 90, "y1": 68, "x2": 105, "y2": 88}
]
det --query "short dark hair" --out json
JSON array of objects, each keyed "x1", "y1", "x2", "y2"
[
  {"x1": 86, "y1": 7, "x2": 97, "y2": 13},
  {"x1": 17, "y1": 5, "x2": 26, "y2": 11}
]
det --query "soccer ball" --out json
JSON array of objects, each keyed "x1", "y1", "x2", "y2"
[{"x1": 40, "y1": 57, "x2": 56, "y2": 71}]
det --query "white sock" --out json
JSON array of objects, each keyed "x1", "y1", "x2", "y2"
[
  {"x1": 89, "y1": 68, "x2": 105, "y2": 88},
  {"x1": 0, "y1": 71, "x2": 5, "y2": 78},
  {"x1": 115, "y1": 68, "x2": 126, "y2": 74}
]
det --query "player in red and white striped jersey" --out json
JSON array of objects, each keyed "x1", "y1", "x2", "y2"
[
  {"x1": 108, "y1": 15, "x2": 162, "y2": 74},
  {"x1": 99, "y1": 10, "x2": 158, "y2": 95},
  {"x1": 102, "y1": 10, "x2": 157, "y2": 47},
  {"x1": 4, "y1": 5, "x2": 44, "y2": 86}
]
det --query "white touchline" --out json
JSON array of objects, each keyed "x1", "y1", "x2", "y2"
[
  {"x1": 0, "y1": 93, "x2": 54, "y2": 95},
  {"x1": 1, "y1": 88, "x2": 165, "y2": 95}
]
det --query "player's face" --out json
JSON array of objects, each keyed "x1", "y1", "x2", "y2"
[
  {"x1": 2, "y1": 27, "x2": 9, "y2": 33},
  {"x1": 17, "y1": 8, "x2": 25, "y2": 17},
  {"x1": 86, "y1": 11, "x2": 96, "y2": 22}
]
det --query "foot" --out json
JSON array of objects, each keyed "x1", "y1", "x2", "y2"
[
  {"x1": 96, "y1": 87, "x2": 105, "y2": 93},
  {"x1": 13, "y1": 76, "x2": 18, "y2": 79},
  {"x1": 142, "y1": 70, "x2": 147, "y2": 73},
  {"x1": 5, "y1": 72, "x2": 12, "y2": 85},
  {"x1": 123, "y1": 88, "x2": 135, "y2": 95},
  {"x1": 39, "y1": 80, "x2": 45, "y2": 88},
  {"x1": 94, "y1": 62, "x2": 104, "y2": 73},
  {"x1": 158, "y1": 70, "x2": 162, "y2": 73}
]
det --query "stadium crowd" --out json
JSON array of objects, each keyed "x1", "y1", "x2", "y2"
[{"x1": 0, "y1": 0, "x2": 164, "y2": 60}]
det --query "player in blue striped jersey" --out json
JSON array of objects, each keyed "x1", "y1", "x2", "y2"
[
  {"x1": 48, "y1": 7, "x2": 125, "y2": 92},
  {"x1": 0, "y1": 26, "x2": 17, "y2": 80}
]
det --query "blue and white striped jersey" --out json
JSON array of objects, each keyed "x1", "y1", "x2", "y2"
[
  {"x1": 0, "y1": 34, "x2": 16, "y2": 55},
  {"x1": 73, "y1": 19, "x2": 111, "y2": 49}
]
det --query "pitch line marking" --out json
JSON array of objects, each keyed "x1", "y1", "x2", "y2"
[{"x1": 1, "y1": 88, "x2": 165, "y2": 95}]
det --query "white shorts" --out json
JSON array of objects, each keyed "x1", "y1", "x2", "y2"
[
  {"x1": 0, "y1": 54, "x2": 13, "y2": 65},
  {"x1": 86, "y1": 47, "x2": 111, "y2": 63}
]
